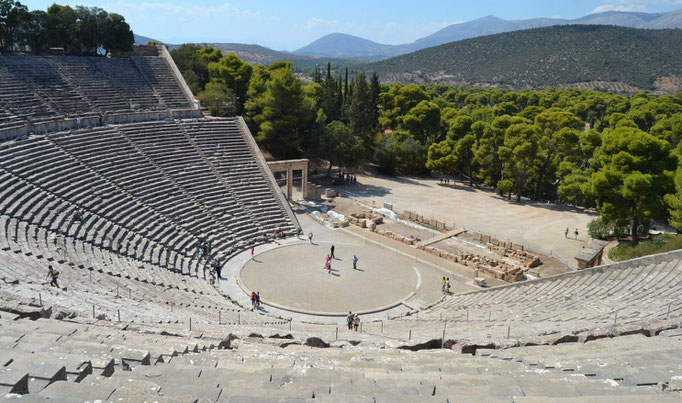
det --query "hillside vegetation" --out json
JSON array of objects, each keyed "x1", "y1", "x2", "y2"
[{"x1": 366, "y1": 25, "x2": 682, "y2": 93}]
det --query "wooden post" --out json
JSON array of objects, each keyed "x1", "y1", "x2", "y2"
[
  {"x1": 667, "y1": 302, "x2": 671, "y2": 320},
  {"x1": 92, "y1": 304, "x2": 95, "y2": 318},
  {"x1": 488, "y1": 311, "x2": 491, "y2": 322},
  {"x1": 381, "y1": 321, "x2": 384, "y2": 334},
  {"x1": 335, "y1": 327, "x2": 338, "y2": 340},
  {"x1": 117, "y1": 309, "x2": 120, "y2": 322},
  {"x1": 116, "y1": 284, "x2": 119, "y2": 297},
  {"x1": 238, "y1": 313, "x2": 241, "y2": 325},
  {"x1": 39, "y1": 293, "x2": 42, "y2": 307},
  {"x1": 89, "y1": 270, "x2": 92, "y2": 282},
  {"x1": 442, "y1": 329, "x2": 446, "y2": 348},
  {"x1": 219, "y1": 310, "x2": 221, "y2": 325},
  {"x1": 409, "y1": 329, "x2": 412, "y2": 340},
  {"x1": 507, "y1": 326, "x2": 510, "y2": 339},
  {"x1": 189, "y1": 317, "x2": 192, "y2": 331}
]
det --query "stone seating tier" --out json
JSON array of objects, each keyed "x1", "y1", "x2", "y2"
[
  {"x1": 0, "y1": 119, "x2": 296, "y2": 282},
  {"x1": 0, "y1": 55, "x2": 196, "y2": 138},
  {"x1": 0, "y1": 313, "x2": 679, "y2": 401}
]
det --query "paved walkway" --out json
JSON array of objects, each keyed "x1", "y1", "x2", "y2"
[{"x1": 340, "y1": 175, "x2": 598, "y2": 266}]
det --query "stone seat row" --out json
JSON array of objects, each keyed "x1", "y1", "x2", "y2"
[
  {"x1": 0, "y1": 55, "x2": 193, "y2": 125},
  {"x1": 0, "y1": 120, "x2": 295, "y2": 269},
  {"x1": 1, "y1": 314, "x2": 677, "y2": 401},
  {"x1": 375, "y1": 254, "x2": 681, "y2": 343}
]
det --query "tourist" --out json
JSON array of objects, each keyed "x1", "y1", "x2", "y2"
[
  {"x1": 209, "y1": 268, "x2": 216, "y2": 285},
  {"x1": 325, "y1": 254, "x2": 331, "y2": 272},
  {"x1": 446, "y1": 278, "x2": 451, "y2": 294},
  {"x1": 251, "y1": 246, "x2": 255, "y2": 260},
  {"x1": 255, "y1": 292, "x2": 261, "y2": 309},
  {"x1": 574, "y1": 228, "x2": 579, "y2": 240},
  {"x1": 441, "y1": 277, "x2": 446, "y2": 293},
  {"x1": 214, "y1": 260, "x2": 222, "y2": 279},
  {"x1": 352, "y1": 255, "x2": 358, "y2": 270},
  {"x1": 353, "y1": 314, "x2": 360, "y2": 331},
  {"x1": 564, "y1": 227, "x2": 569, "y2": 238},
  {"x1": 207, "y1": 241, "x2": 212, "y2": 255},
  {"x1": 46, "y1": 265, "x2": 59, "y2": 288},
  {"x1": 347, "y1": 311, "x2": 354, "y2": 330},
  {"x1": 251, "y1": 292, "x2": 256, "y2": 310},
  {"x1": 308, "y1": 232, "x2": 313, "y2": 243},
  {"x1": 331, "y1": 244, "x2": 335, "y2": 259},
  {"x1": 195, "y1": 241, "x2": 201, "y2": 258},
  {"x1": 165, "y1": 245, "x2": 171, "y2": 267}
]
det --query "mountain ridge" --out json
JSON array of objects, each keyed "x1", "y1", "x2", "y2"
[
  {"x1": 294, "y1": 9, "x2": 682, "y2": 60},
  {"x1": 364, "y1": 24, "x2": 682, "y2": 94}
]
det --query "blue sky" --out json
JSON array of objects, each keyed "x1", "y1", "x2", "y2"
[{"x1": 21, "y1": 0, "x2": 682, "y2": 50}]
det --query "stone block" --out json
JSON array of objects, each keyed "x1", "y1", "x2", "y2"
[{"x1": 324, "y1": 189, "x2": 339, "y2": 198}]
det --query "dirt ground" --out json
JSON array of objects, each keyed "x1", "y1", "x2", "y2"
[{"x1": 330, "y1": 174, "x2": 597, "y2": 268}]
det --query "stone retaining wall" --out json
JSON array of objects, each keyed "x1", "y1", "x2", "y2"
[{"x1": 398, "y1": 210, "x2": 447, "y2": 231}]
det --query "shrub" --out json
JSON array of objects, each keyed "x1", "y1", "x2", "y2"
[{"x1": 587, "y1": 218, "x2": 627, "y2": 240}]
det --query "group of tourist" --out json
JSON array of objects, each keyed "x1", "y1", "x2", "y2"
[
  {"x1": 564, "y1": 227, "x2": 579, "y2": 240},
  {"x1": 71, "y1": 209, "x2": 82, "y2": 221},
  {"x1": 439, "y1": 178, "x2": 452, "y2": 185},
  {"x1": 346, "y1": 311, "x2": 361, "y2": 331},
  {"x1": 195, "y1": 240, "x2": 212, "y2": 259},
  {"x1": 441, "y1": 277, "x2": 451, "y2": 294},
  {"x1": 250, "y1": 291, "x2": 261, "y2": 310},
  {"x1": 341, "y1": 172, "x2": 357, "y2": 185},
  {"x1": 322, "y1": 245, "x2": 361, "y2": 273},
  {"x1": 333, "y1": 172, "x2": 357, "y2": 186}
]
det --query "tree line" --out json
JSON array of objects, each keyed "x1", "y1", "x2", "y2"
[
  {"x1": 0, "y1": 0, "x2": 133, "y2": 55},
  {"x1": 177, "y1": 46, "x2": 682, "y2": 247}
]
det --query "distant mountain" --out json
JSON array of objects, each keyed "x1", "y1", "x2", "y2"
[
  {"x1": 134, "y1": 34, "x2": 158, "y2": 45},
  {"x1": 644, "y1": 8, "x2": 682, "y2": 29},
  {"x1": 295, "y1": 33, "x2": 397, "y2": 60},
  {"x1": 365, "y1": 25, "x2": 682, "y2": 94},
  {"x1": 294, "y1": 9, "x2": 682, "y2": 60}
]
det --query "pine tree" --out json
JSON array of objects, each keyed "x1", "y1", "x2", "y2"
[
  {"x1": 370, "y1": 72, "x2": 381, "y2": 130},
  {"x1": 348, "y1": 72, "x2": 375, "y2": 155}
]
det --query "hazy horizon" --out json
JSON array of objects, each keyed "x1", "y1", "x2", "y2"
[{"x1": 19, "y1": 0, "x2": 682, "y2": 50}]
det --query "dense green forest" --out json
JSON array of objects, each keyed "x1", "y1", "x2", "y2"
[
  {"x1": 366, "y1": 25, "x2": 682, "y2": 92},
  {"x1": 173, "y1": 45, "x2": 682, "y2": 246},
  {"x1": 0, "y1": 0, "x2": 133, "y2": 55}
]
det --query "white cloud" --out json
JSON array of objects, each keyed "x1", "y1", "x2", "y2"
[
  {"x1": 591, "y1": 0, "x2": 682, "y2": 14},
  {"x1": 590, "y1": 4, "x2": 642, "y2": 13}
]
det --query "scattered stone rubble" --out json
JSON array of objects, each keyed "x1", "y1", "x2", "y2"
[
  {"x1": 348, "y1": 211, "x2": 384, "y2": 231},
  {"x1": 486, "y1": 242, "x2": 542, "y2": 268},
  {"x1": 416, "y1": 244, "x2": 526, "y2": 282}
]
